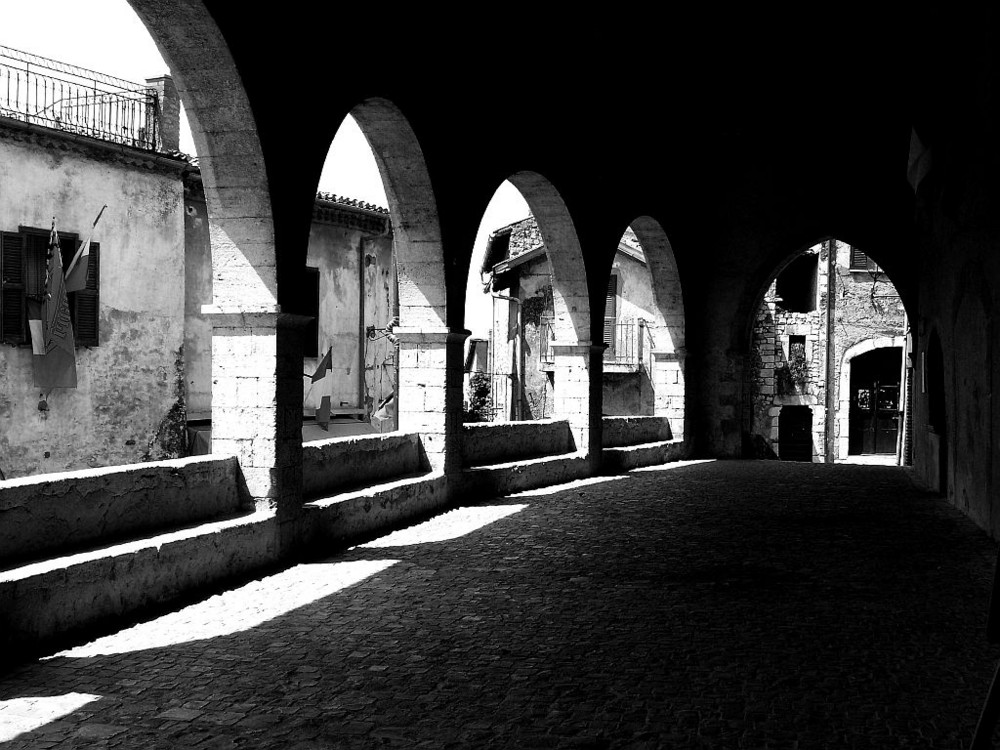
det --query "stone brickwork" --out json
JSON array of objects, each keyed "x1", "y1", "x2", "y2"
[{"x1": 746, "y1": 241, "x2": 907, "y2": 461}]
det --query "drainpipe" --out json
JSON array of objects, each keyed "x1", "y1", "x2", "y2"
[{"x1": 824, "y1": 239, "x2": 837, "y2": 463}]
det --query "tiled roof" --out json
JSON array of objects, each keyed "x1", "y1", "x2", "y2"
[{"x1": 315, "y1": 191, "x2": 389, "y2": 215}]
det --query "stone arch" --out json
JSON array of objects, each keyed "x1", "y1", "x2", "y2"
[
  {"x1": 505, "y1": 172, "x2": 589, "y2": 344},
  {"x1": 350, "y1": 99, "x2": 446, "y2": 331},
  {"x1": 503, "y1": 171, "x2": 595, "y2": 457},
  {"x1": 627, "y1": 216, "x2": 686, "y2": 437},
  {"x1": 836, "y1": 336, "x2": 906, "y2": 460},
  {"x1": 347, "y1": 99, "x2": 456, "y2": 467},
  {"x1": 126, "y1": 0, "x2": 276, "y2": 310}
]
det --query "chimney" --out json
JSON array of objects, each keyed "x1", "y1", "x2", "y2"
[{"x1": 145, "y1": 75, "x2": 180, "y2": 152}]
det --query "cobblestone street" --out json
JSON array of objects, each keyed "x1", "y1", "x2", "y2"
[{"x1": 2, "y1": 459, "x2": 999, "y2": 749}]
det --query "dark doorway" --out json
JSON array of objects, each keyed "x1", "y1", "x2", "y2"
[
  {"x1": 849, "y1": 347, "x2": 902, "y2": 455},
  {"x1": 778, "y1": 406, "x2": 813, "y2": 461}
]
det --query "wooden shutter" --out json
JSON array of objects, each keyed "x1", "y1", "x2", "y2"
[
  {"x1": 604, "y1": 274, "x2": 617, "y2": 356},
  {"x1": 303, "y1": 266, "x2": 319, "y2": 358},
  {"x1": 73, "y1": 242, "x2": 100, "y2": 347},
  {"x1": 1, "y1": 233, "x2": 25, "y2": 344}
]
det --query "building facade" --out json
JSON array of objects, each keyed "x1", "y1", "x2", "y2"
[
  {"x1": 744, "y1": 240, "x2": 908, "y2": 462},
  {"x1": 479, "y1": 217, "x2": 664, "y2": 422},
  {"x1": 0, "y1": 49, "x2": 397, "y2": 478}
]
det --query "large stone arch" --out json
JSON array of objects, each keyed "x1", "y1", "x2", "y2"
[
  {"x1": 629, "y1": 216, "x2": 686, "y2": 438},
  {"x1": 349, "y1": 99, "x2": 457, "y2": 470},
  {"x1": 124, "y1": 2, "x2": 300, "y2": 516},
  {"x1": 505, "y1": 172, "x2": 595, "y2": 457}
]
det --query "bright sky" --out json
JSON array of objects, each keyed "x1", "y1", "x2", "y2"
[{"x1": 1, "y1": 0, "x2": 530, "y2": 336}]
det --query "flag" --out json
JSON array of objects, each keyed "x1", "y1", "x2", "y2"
[
  {"x1": 65, "y1": 205, "x2": 106, "y2": 293},
  {"x1": 32, "y1": 218, "x2": 77, "y2": 389},
  {"x1": 310, "y1": 346, "x2": 332, "y2": 382}
]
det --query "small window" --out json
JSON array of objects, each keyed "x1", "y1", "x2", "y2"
[
  {"x1": 775, "y1": 254, "x2": 818, "y2": 313},
  {"x1": 849, "y1": 246, "x2": 880, "y2": 272},
  {"x1": 303, "y1": 266, "x2": 320, "y2": 358},
  {"x1": 0, "y1": 228, "x2": 99, "y2": 347}
]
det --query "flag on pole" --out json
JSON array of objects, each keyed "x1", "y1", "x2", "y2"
[
  {"x1": 32, "y1": 218, "x2": 77, "y2": 389},
  {"x1": 310, "y1": 346, "x2": 332, "y2": 382},
  {"x1": 65, "y1": 205, "x2": 106, "y2": 293}
]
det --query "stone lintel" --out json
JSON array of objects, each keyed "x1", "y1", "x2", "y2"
[{"x1": 201, "y1": 305, "x2": 311, "y2": 330}]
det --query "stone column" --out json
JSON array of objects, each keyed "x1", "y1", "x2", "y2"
[
  {"x1": 394, "y1": 327, "x2": 469, "y2": 474},
  {"x1": 551, "y1": 341, "x2": 602, "y2": 464},
  {"x1": 204, "y1": 306, "x2": 308, "y2": 535},
  {"x1": 652, "y1": 349, "x2": 685, "y2": 441}
]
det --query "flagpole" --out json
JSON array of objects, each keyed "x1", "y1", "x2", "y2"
[{"x1": 65, "y1": 205, "x2": 107, "y2": 280}]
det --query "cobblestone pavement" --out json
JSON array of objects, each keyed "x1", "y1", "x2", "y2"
[{"x1": 2, "y1": 459, "x2": 1000, "y2": 749}]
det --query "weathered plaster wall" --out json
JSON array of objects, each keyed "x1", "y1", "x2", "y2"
[
  {"x1": 185, "y1": 190, "x2": 398, "y2": 430},
  {"x1": 0, "y1": 124, "x2": 187, "y2": 478}
]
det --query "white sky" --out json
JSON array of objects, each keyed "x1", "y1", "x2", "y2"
[{"x1": 1, "y1": 0, "x2": 530, "y2": 336}]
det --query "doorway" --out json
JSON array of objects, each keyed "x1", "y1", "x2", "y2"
[
  {"x1": 778, "y1": 405, "x2": 814, "y2": 461},
  {"x1": 849, "y1": 347, "x2": 902, "y2": 455}
]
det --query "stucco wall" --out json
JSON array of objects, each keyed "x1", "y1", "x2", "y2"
[
  {"x1": 0, "y1": 123, "x2": 187, "y2": 478},
  {"x1": 185, "y1": 188, "x2": 397, "y2": 430}
]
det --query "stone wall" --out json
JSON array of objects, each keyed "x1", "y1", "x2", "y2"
[
  {"x1": 0, "y1": 454, "x2": 243, "y2": 565},
  {"x1": 745, "y1": 241, "x2": 906, "y2": 461}
]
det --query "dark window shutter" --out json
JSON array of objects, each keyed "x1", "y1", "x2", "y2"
[
  {"x1": 73, "y1": 242, "x2": 100, "y2": 347},
  {"x1": 304, "y1": 266, "x2": 319, "y2": 358},
  {"x1": 24, "y1": 233, "x2": 48, "y2": 298},
  {"x1": 606, "y1": 274, "x2": 618, "y2": 317},
  {"x1": 1, "y1": 232, "x2": 25, "y2": 344}
]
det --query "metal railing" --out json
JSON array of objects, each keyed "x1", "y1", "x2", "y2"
[
  {"x1": 0, "y1": 45, "x2": 158, "y2": 150},
  {"x1": 604, "y1": 319, "x2": 643, "y2": 367}
]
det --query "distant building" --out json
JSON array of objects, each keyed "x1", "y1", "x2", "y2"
[
  {"x1": 479, "y1": 216, "x2": 661, "y2": 421},
  {"x1": 744, "y1": 240, "x2": 909, "y2": 463},
  {"x1": 0, "y1": 47, "x2": 397, "y2": 477}
]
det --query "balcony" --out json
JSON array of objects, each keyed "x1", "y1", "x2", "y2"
[
  {"x1": 0, "y1": 45, "x2": 159, "y2": 150},
  {"x1": 539, "y1": 318, "x2": 652, "y2": 373}
]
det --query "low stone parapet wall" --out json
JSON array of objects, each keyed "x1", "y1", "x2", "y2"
[
  {"x1": 602, "y1": 415, "x2": 674, "y2": 447},
  {"x1": 461, "y1": 419, "x2": 574, "y2": 467},
  {"x1": 0, "y1": 455, "x2": 245, "y2": 567},
  {"x1": 302, "y1": 432, "x2": 423, "y2": 499}
]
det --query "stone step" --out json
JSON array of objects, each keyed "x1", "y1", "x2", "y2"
[
  {"x1": 602, "y1": 438, "x2": 688, "y2": 472},
  {"x1": 304, "y1": 471, "x2": 447, "y2": 550},
  {"x1": 0, "y1": 509, "x2": 280, "y2": 663},
  {"x1": 457, "y1": 452, "x2": 591, "y2": 499}
]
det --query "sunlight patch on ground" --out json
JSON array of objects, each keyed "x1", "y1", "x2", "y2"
[
  {"x1": 0, "y1": 692, "x2": 101, "y2": 741},
  {"x1": 508, "y1": 476, "x2": 629, "y2": 497},
  {"x1": 357, "y1": 505, "x2": 529, "y2": 548},
  {"x1": 631, "y1": 459, "x2": 716, "y2": 473},
  {"x1": 46, "y1": 560, "x2": 398, "y2": 658}
]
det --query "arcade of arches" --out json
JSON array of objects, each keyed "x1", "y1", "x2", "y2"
[{"x1": 5, "y1": 6, "x2": 1000, "y2": 651}]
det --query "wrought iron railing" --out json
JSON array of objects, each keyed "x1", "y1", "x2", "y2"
[
  {"x1": 0, "y1": 45, "x2": 158, "y2": 150},
  {"x1": 605, "y1": 319, "x2": 641, "y2": 366}
]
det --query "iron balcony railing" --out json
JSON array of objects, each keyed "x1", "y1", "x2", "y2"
[
  {"x1": 0, "y1": 45, "x2": 158, "y2": 150},
  {"x1": 539, "y1": 318, "x2": 651, "y2": 369}
]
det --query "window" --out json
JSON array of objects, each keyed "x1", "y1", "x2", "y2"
[
  {"x1": 849, "y1": 246, "x2": 880, "y2": 272},
  {"x1": 604, "y1": 273, "x2": 618, "y2": 357},
  {"x1": 775, "y1": 254, "x2": 818, "y2": 312},
  {"x1": 0, "y1": 227, "x2": 99, "y2": 347},
  {"x1": 303, "y1": 266, "x2": 319, "y2": 358}
]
